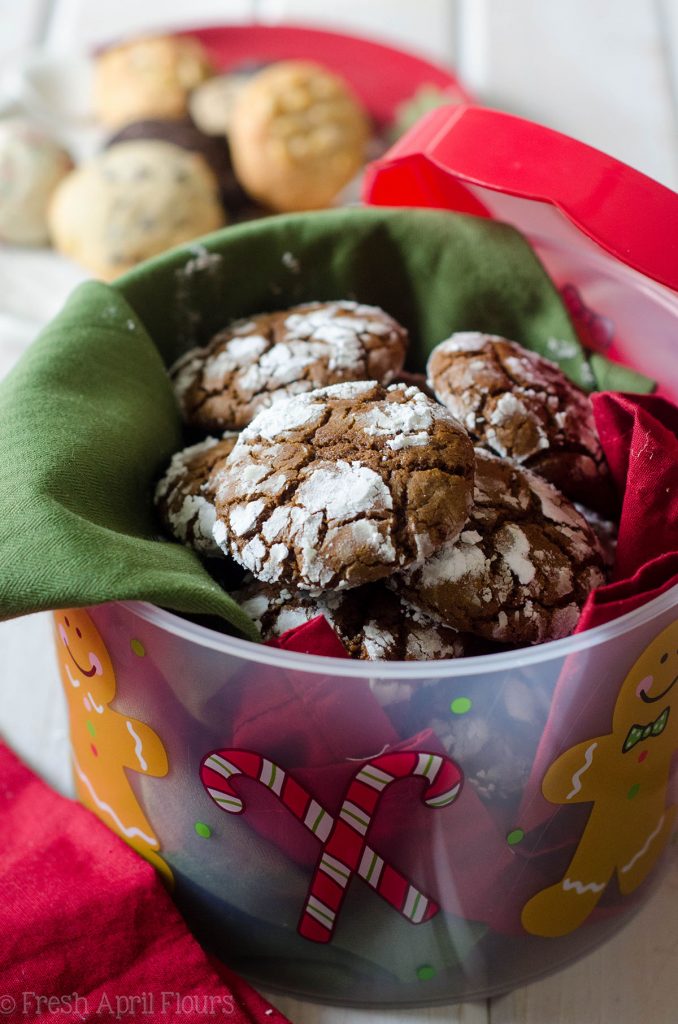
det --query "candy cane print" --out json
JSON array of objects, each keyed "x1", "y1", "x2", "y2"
[
  {"x1": 199, "y1": 748, "x2": 445, "y2": 935},
  {"x1": 300, "y1": 750, "x2": 462, "y2": 941}
]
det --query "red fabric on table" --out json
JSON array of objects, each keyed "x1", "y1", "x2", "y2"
[
  {"x1": 576, "y1": 392, "x2": 678, "y2": 630},
  {"x1": 0, "y1": 741, "x2": 289, "y2": 1024}
]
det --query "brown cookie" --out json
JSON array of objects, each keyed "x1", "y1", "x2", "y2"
[
  {"x1": 233, "y1": 577, "x2": 470, "y2": 661},
  {"x1": 391, "y1": 369, "x2": 436, "y2": 400},
  {"x1": 211, "y1": 381, "x2": 474, "y2": 590},
  {"x1": 228, "y1": 60, "x2": 370, "y2": 211},
  {"x1": 171, "y1": 301, "x2": 408, "y2": 432},
  {"x1": 395, "y1": 450, "x2": 606, "y2": 645},
  {"x1": 427, "y1": 332, "x2": 614, "y2": 513},
  {"x1": 154, "y1": 433, "x2": 238, "y2": 555}
]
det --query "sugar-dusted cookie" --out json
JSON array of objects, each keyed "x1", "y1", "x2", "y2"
[
  {"x1": 233, "y1": 577, "x2": 471, "y2": 661},
  {"x1": 48, "y1": 140, "x2": 225, "y2": 279},
  {"x1": 228, "y1": 61, "x2": 370, "y2": 211},
  {"x1": 211, "y1": 381, "x2": 474, "y2": 590},
  {"x1": 93, "y1": 34, "x2": 214, "y2": 128},
  {"x1": 154, "y1": 433, "x2": 238, "y2": 556},
  {"x1": 396, "y1": 450, "x2": 605, "y2": 645},
  {"x1": 171, "y1": 301, "x2": 409, "y2": 431},
  {"x1": 427, "y1": 333, "x2": 614, "y2": 512},
  {"x1": 0, "y1": 120, "x2": 72, "y2": 245}
]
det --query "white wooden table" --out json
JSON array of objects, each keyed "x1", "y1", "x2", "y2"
[{"x1": 1, "y1": 2, "x2": 677, "y2": 1022}]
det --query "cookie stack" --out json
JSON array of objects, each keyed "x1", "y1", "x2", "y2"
[
  {"x1": 91, "y1": 34, "x2": 370, "y2": 216},
  {"x1": 40, "y1": 34, "x2": 374, "y2": 278},
  {"x1": 156, "y1": 301, "x2": 611, "y2": 661}
]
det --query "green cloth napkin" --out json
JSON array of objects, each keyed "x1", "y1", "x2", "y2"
[{"x1": 0, "y1": 207, "x2": 652, "y2": 632}]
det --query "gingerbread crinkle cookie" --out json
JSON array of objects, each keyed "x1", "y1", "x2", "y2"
[
  {"x1": 427, "y1": 332, "x2": 614, "y2": 512},
  {"x1": 211, "y1": 380, "x2": 474, "y2": 591},
  {"x1": 395, "y1": 449, "x2": 605, "y2": 645},
  {"x1": 154, "y1": 433, "x2": 238, "y2": 556},
  {"x1": 171, "y1": 300, "x2": 408, "y2": 431},
  {"x1": 233, "y1": 577, "x2": 471, "y2": 661}
]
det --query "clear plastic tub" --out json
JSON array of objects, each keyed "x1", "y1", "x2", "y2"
[{"x1": 53, "y1": 106, "x2": 678, "y2": 1006}]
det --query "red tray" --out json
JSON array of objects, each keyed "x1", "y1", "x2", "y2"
[{"x1": 180, "y1": 23, "x2": 470, "y2": 127}]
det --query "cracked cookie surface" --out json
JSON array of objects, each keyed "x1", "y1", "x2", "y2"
[
  {"x1": 211, "y1": 380, "x2": 474, "y2": 591},
  {"x1": 154, "y1": 433, "x2": 238, "y2": 556},
  {"x1": 171, "y1": 300, "x2": 408, "y2": 432},
  {"x1": 427, "y1": 332, "x2": 614, "y2": 512},
  {"x1": 395, "y1": 449, "x2": 605, "y2": 645},
  {"x1": 233, "y1": 577, "x2": 471, "y2": 661}
]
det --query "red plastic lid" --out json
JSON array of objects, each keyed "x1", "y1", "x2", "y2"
[
  {"x1": 182, "y1": 24, "x2": 471, "y2": 126},
  {"x1": 363, "y1": 104, "x2": 678, "y2": 293}
]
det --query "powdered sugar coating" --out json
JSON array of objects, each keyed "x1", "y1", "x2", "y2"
[
  {"x1": 233, "y1": 577, "x2": 471, "y2": 661},
  {"x1": 359, "y1": 387, "x2": 437, "y2": 449},
  {"x1": 213, "y1": 380, "x2": 474, "y2": 590},
  {"x1": 170, "y1": 300, "x2": 408, "y2": 431},
  {"x1": 395, "y1": 449, "x2": 606, "y2": 645},
  {"x1": 427, "y1": 332, "x2": 614, "y2": 513},
  {"x1": 154, "y1": 433, "x2": 239, "y2": 555}
]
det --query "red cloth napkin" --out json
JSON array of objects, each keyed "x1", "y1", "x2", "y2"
[
  {"x1": 508, "y1": 392, "x2": 678, "y2": 929},
  {"x1": 259, "y1": 622, "x2": 515, "y2": 922},
  {"x1": 266, "y1": 615, "x2": 350, "y2": 658},
  {"x1": 0, "y1": 741, "x2": 290, "y2": 1024},
  {"x1": 256, "y1": 394, "x2": 678, "y2": 937},
  {"x1": 576, "y1": 392, "x2": 678, "y2": 630}
]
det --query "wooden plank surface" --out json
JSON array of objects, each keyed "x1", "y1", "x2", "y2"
[
  {"x1": 263, "y1": 995, "x2": 489, "y2": 1024},
  {"x1": 491, "y1": 846, "x2": 678, "y2": 1024}
]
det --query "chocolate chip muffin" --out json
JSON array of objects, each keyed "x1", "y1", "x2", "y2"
[
  {"x1": 234, "y1": 577, "x2": 471, "y2": 661},
  {"x1": 228, "y1": 60, "x2": 370, "y2": 211},
  {"x1": 93, "y1": 34, "x2": 214, "y2": 128},
  {"x1": 427, "y1": 332, "x2": 615, "y2": 513},
  {"x1": 211, "y1": 381, "x2": 475, "y2": 591},
  {"x1": 171, "y1": 301, "x2": 409, "y2": 432},
  {"x1": 105, "y1": 117, "x2": 248, "y2": 212},
  {"x1": 48, "y1": 140, "x2": 225, "y2": 280},
  {"x1": 154, "y1": 433, "x2": 238, "y2": 555},
  {"x1": 395, "y1": 449, "x2": 606, "y2": 645}
]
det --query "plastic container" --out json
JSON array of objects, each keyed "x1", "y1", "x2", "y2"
[{"x1": 53, "y1": 106, "x2": 678, "y2": 1007}]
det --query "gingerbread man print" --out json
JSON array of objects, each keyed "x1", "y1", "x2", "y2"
[
  {"x1": 54, "y1": 609, "x2": 172, "y2": 884},
  {"x1": 522, "y1": 619, "x2": 678, "y2": 937}
]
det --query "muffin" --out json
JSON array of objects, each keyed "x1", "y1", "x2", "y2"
[
  {"x1": 93, "y1": 34, "x2": 214, "y2": 128},
  {"x1": 228, "y1": 61, "x2": 370, "y2": 211}
]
